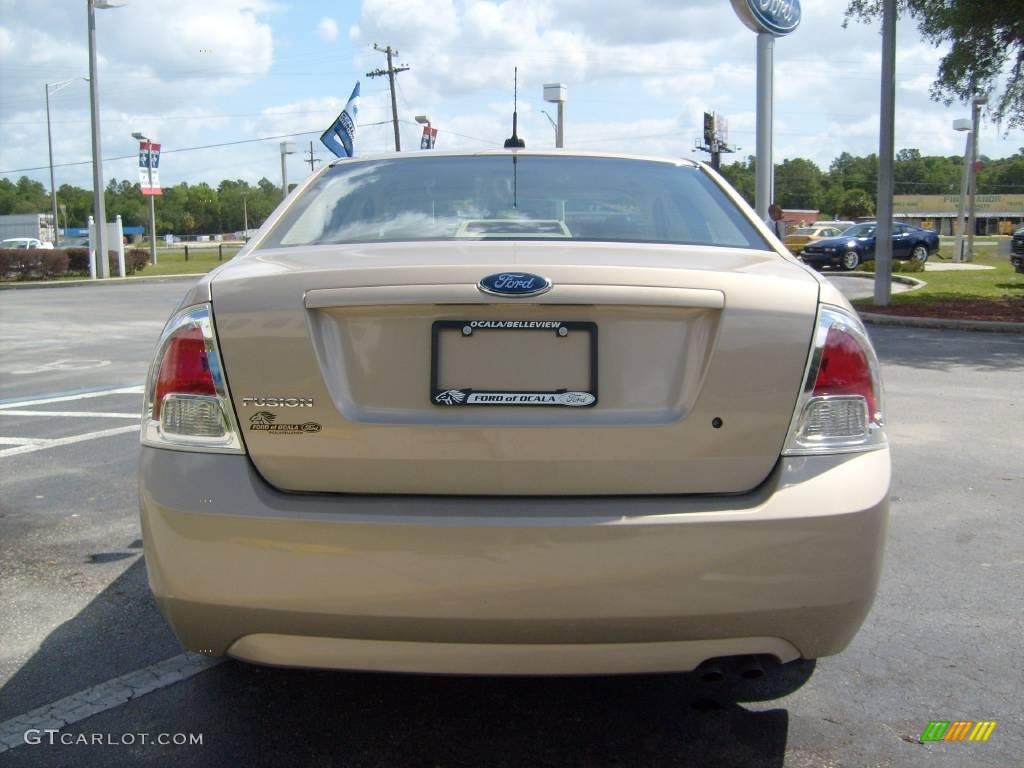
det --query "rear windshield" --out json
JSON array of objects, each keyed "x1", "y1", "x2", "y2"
[{"x1": 259, "y1": 155, "x2": 770, "y2": 250}]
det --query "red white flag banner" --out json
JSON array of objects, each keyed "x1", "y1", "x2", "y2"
[
  {"x1": 138, "y1": 141, "x2": 162, "y2": 196},
  {"x1": 420, "y1": 126, "x2": 438, "y2": 150}
]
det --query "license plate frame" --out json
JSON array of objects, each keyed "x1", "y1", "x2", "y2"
[{"x1": 430, "y1": 320, "x2": 598, "y2": 407}]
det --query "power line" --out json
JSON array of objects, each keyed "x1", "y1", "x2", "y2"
[{"x1": 0, "y1": 122, "x2": 393, "y2": 175}]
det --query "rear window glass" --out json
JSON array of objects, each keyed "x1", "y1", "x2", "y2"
[{"x1": 259, "y1": 155, "x2": 770, "y2": 251}]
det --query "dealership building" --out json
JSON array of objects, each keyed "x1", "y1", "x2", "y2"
[{"x1": 892, "y1": 194, "x2": 1024, "y2": 235}]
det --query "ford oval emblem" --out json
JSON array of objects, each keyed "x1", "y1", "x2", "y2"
[
  {"x1": 730, "y1": 0, "x2": 801, "y2": 37},
  {"x1": 478, "y1": 272, "x2": 552, "y2": 298}
]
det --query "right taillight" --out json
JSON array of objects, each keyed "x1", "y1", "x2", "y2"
[{"x1": 783, "y1": 305, "x2": 886, "y2": 455}]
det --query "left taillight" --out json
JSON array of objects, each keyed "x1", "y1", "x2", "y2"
[{"x1": 142, "y1": 303, "x2": 245, "y2": 453}]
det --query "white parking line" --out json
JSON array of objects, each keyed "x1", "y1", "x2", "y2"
[
  {"x1": 0, "y1": 653, "x2": 223, "y2": 753},
  {"x1": 0, "y1": 386, "x2": 143, "y2": 411},
  {"x1": 0, "y1": 437, "x2": 51, "y2": 446},
  {"x1": 0, "y1": 411, "x2": 138, "y2": 419},
  {"x1": 0, "y1": 426, "x2": 140, "y2": 459}
]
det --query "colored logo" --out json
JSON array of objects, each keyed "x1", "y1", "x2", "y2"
[
  {"x1": 730, "y1": 0, "x2": 802, "y2": 37},
  {"x1": 478, "y1": 272, "x2": 552, "y2": 298},
  {"x1": 248, "y1": 411, "x2": 322, "y2": 435},
  {"x1": 921, "y1": 720, "x2": 997, "y2": 743}
]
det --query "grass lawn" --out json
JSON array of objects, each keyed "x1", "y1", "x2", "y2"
[
  {"x1": 851, "y1": 244, "x2": 1024, "y2": 321},
  {"x1": 140, "y1": 247, "x2": 241, "y2": 276}
]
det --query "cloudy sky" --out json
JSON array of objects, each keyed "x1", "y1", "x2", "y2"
[{"x1": 1, "y1": 0, "x2": 1020, "y2": 193}]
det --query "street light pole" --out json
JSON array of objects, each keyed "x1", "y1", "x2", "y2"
[
  {"x1": 86, "y1": 0, "x2": 124, "y2": 278},
  {"x1": 873, "y1": 0, "x2": 896, "y2": 306},
  {"x1": 45, "y1": 79, "x2": 85, "y2": 246},
  {"x1": 46, "y1": 84, "x2": 63, "y2": 246},
  {"x1": 87, "y1": 1, "x2": 108, "y2": 277},
  {"x1": 543, "y1": 84, "x2": 567, "y2": 149},
  {"x1": 280, "y1": 141, "x2": 295, "y2": 201},
  {"x1": 965, "y1": 95, "x2": 988, "y2": 261},
  {"x1": 952, "y1": 118, "x2": 971, "y2": 262}
]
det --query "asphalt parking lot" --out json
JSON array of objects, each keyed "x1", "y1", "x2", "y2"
[{"x1": 0, "y1": 279, "x2": 1021, "y2": 767}]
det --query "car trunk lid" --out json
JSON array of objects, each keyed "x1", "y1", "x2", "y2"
[{"x1": 212, "y1": 241, "x2": 819, "y2": 495}]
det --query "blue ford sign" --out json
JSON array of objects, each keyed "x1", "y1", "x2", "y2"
[
  {"x1": 730, "y1": 0, "x2": 801, "y2": 37},
  {"x1": 478, "y1": 272, "x2": 552, "y2": 297}
]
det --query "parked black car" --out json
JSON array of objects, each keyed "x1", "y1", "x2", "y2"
[
  {"x1": 800, "y1": 222, "x2": 940, "y2": 271},
  {"x1": 1012, "y1": 227, "x2": 1024, "y2": 273}
]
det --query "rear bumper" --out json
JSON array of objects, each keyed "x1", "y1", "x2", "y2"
[{"x1": 140, "y1": 447, "x2": 890, "y2": 674}]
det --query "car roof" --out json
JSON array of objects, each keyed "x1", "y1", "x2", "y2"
[{"x1": 326, "y1": 149, "x2": 702, "y2": 170}]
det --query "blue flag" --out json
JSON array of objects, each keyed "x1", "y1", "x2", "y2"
[{"x1": 321, "y1": 82, "x2": 360, "y2": 158}]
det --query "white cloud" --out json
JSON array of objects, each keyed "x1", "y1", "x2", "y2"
[
  {"x1": 317, "y1": 17, "x2": 339, "y2": 42},
  {"x1": 1, "y1": 0, "x2": 1022, "y2": 196}
]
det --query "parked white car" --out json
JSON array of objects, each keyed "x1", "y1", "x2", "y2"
[{"x1": 1, "y1": 237, "x2": 54, "y2": 249}]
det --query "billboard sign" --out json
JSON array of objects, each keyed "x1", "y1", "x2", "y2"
[{"x1": 138, "y1": 141, "x2": 162, "y2": 196}]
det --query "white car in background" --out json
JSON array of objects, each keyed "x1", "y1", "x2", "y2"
[{"x1": 1, "y1": 237, "x2": 54, "y2": 249}]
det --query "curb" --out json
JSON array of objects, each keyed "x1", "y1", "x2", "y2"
[
  {"x1": 831, "y1": 271, "x2": 927, "y2": 288},
  {"x1": 0, "y1": 274, "x2": 205, "y2": 291},
  {"x1": 859, "y1": 312, "x2": 1024, "y2": 334}
]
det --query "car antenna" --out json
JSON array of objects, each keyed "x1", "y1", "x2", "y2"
[{"x1": 504, "y1": 67, "x2": 526, "y2": 149}]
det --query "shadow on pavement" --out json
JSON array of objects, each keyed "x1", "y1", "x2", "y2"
[
  {"x1": 5, "y1": 631, "x2": 814, "y2": 768},
  {"x1": 0, "y1": 558, "x2": 181, "y2": 723},
  {"x1": 1, "y1": 552, "x2": 816, "y2": 767},
  {"x1": 870, "y1": 324, "x2": 1024, "y2": 372}
]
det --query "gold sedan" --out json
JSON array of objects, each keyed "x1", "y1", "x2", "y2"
[
  {"x1": 139, "y1": 151, "x2": 889, "y2": 678},
  {"x1": 784, "y1": 224, "x2": 845, "y2": 255}
]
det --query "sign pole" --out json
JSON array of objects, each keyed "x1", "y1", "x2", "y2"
[
  {"x1": 134, "y1": 135, "x2": 161, "y2": 263},
  {"x1": 729, "y1": 1, "x2": 801, "y2": 220},
  {"x1": 755, "y1": 31, "x2": 774, "y2": 221},
  {"x1": 148, "y1": 193, "x2": 157, "y2": 265}
]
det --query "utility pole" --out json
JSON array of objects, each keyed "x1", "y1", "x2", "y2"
[
  {"x1": 305, "y1": 140, "x2": 321, "y2": 173},
  {"x1": 366, "y1": 44, "x2": 409, "y2": 151}
]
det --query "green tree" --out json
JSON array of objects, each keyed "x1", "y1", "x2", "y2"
[
  {"x1": 977, "y1": 149, "x2": 1024, "y2": 194},
  {"x1": 829, "y1": 152, "x2": 878, "y2": 195},
  {"x1": 105, "y1": 179, "x2": 145, "y2": 227},
  {"x1": 819, "y1": 184, "x2": 847, "y2": 220},
  {"x1": 774, "y1": 158, "x2": 824, "y2": 209},
  {"x1": 12, "y1": 177, "x2": 49, "y2": 214},
  {"x1": 840, "y1": 189, "x2": 874, "y2": 219},
  {"x1": 0, "y1": 178, "x2": 16, "y2": 215},
  {"x1": 718, "y1": 156, "x2": 756, "y2": 205},
  {"x1": 57, "y1": 184, "x2": 93, "y2": 228},
  {"x1": 846, "y1": 0, "x2": 1024, "y2": 129}
]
